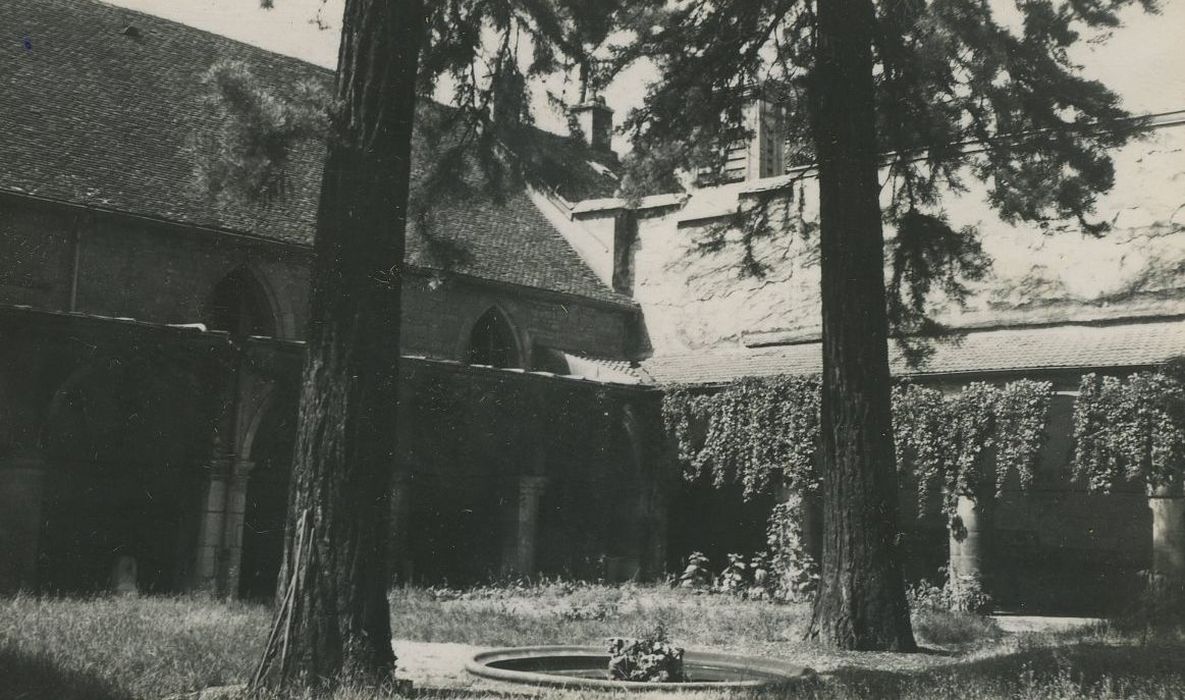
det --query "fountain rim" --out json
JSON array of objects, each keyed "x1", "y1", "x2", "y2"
[{"x1": 465, "y1": 645, "x2": 815, "y2": 691}]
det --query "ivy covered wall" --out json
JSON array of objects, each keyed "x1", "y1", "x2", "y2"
[{"x1": 660, "y1": 371, "x2": 1159, "y2": 613}]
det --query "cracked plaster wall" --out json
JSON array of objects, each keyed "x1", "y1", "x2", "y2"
[{"x1": 625, "y1": 123, "x2": 1185, "y2": 356}]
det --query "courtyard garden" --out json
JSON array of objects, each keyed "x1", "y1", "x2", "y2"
[{"x1": 3, "y1": 579, "x2": 1185, "y2": 699}]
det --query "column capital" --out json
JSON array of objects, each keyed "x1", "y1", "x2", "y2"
[
  {"x1": 519, "y1": 475, "x2": 548, "y2": 493},
  {"x1": 231, "y1": 458, "x2": 255, "y2": 479}
]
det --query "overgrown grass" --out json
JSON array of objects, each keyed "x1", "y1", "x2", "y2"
[
  {"x1": 2, "y1": 583, "x2": 1184, "y2": 699},
  {"x1": 388, "y1": 582, "x2": 810, "y2": 649},
  {"x1": 0, "y1": 594, "x2": 267, "y2": 700}
]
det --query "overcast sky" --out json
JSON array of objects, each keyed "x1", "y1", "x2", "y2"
[{"x1": 104, "y1": 0, "x2": 1185, "y2": 144}]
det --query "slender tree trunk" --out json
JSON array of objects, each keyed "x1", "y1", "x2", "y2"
[
  {"x1": 806, "y1": 0, "x2": 917, "y2": 651},
  {"x1": 252, "y1": 0, "x2": 425, "y2": 689}
]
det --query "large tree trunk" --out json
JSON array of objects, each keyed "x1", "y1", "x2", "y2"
[
  {"x1": 806, "y1": 0, "x2": 917, "y2": 651},
  {"x1": 251, "y1": 0, "x2": 425, "y2": 689}
]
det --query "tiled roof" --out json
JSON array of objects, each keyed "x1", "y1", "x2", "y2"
[
  {"x1": 0, "y1": 0, "x2": 631, "y2": 307},
  {"x1": 640, "y1": 318, "x2": 1185, "y2": 385},
  {"x1": 554, "y1": 350, "x2": 643, "y2": 384}
]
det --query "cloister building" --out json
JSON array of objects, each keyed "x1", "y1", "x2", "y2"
[{"x1": 2, "y1": 0, "x2": 1184, "y2": 611}]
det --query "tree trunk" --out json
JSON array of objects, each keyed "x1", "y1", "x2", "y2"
[
  {"x1": 806, "y1": 0, "x2": 917, "y2": 651},
  {"x1": 251, "y1": 0, "x2": 425, "y2": 689}
]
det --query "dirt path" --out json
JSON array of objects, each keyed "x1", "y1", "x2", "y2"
[
  {"x1": 393, "y1": 640, "x2": 495, "y2": 692},
  {"x1": 989, "y1": 615, "x2": 1104, "y2": 634}
]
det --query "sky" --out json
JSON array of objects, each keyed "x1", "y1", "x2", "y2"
[{"x1": 104, "y1": 0, "x2": 1185, "y2": 147}]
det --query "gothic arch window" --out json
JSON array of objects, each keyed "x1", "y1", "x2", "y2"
[
  {"x1": 467, "y1": 307, "x2": 521, "y2": 368},
  {"x1": 205, "y1": 267, "x2": 276, "y2": 337}
]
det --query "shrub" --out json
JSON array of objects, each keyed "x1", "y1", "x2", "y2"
[
  {"x1": 676, "y1": 551, "x2": 714, "y2": 590},
  {"x1": 766, "y1": 499, "x2": 819, "y2": 602},
  {"x1": 908, "y1": 573, "x2": 992, "y2": 615},
  {"x1": 912, "y1": 606, "x2": 1004, "y2": 647}
]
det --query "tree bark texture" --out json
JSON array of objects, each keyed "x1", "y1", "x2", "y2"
[
  {"x1": 806, "y1": 0, "x2": 917, "y2": 651},
  {"x1": 252, "y1": 0, "x2": 425, "y2": 688}
]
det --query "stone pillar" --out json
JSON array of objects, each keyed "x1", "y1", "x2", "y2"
[
  {"x1": 194, "y1": 454, "x2": 231, "y2": 593},
  {"x1": 949, "y1": 493, "x2": 989, "y2": 608},
  {"x1": 646, "y1": 491, "x2": 669, "y2": 580},
  {"x1": 220, "y1": 458, "x2": 253, "y2": 597},
  {"x1": 514, "y1": 476, "x2": 547, "y2": 575},
  {"x1": 0, "y1": 449, "x2": 47, "y2": 592},
  {"x1": 1149, "y1": 484, "x2": 1185, "y2": 583},
  {"x1": 776, "y1": 484, "x2": 822, "y2": 563},
  {"x1": 389, "y1": 471, "x2": 413, "y2": 584}
]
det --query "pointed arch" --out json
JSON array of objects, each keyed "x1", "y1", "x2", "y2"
[
  {"x1": 204, "y1": 266, "x2": 278, "y2": 337},
  {"x1": 466, "y1": 306, "x2": 523, "y2": 369}
]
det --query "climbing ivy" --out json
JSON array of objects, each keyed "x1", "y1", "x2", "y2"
[
  {"x1": 892, "y1": 380, "x2": 1054, "y2": 514},
  {"x1": 1072, "y1": 370, "x2": 1185, "y2": 493},
  {"x1": 766, "y1": 496, "x2": 820, "y2": 602},
  {"x1": 663, "y1": 375, "x2": 1052, "y2": 512},
  {"x1": 662, "y1": 375, "x2": 820, "y2": 500}
]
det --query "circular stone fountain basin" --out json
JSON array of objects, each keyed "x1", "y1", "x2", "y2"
[{"x1": 466, "y1": 646, "x2": 815, "y2": 691}]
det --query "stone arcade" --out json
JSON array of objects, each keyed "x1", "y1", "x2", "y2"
[{"x1": 2, "y1": 0, "x2": 1184, "y2": 611}]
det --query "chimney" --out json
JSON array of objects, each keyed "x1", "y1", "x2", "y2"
[
  {"x1": 722, "y1": 87, "x2": 785, "y2": 181},
  {"x1": 570, "y1": 98, "x2": 614, "y2": 152}
]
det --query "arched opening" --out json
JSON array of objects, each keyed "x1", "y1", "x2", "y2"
[
  {"x1": 238, "y1": 393, "x2": 297, "y2": 600},
  {"x1": 205, "y1": 267, "x2": 276, "y2": 337},
  {"x1": 39, "y1": 359, "x2": 211, "y2": 594},
  {"x1": 467, "y1": 307, "x2": 521, "y2": 368}
]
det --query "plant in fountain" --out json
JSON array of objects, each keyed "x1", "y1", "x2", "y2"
[
  {"x1": 606, "y1": 625, "x2": 687, "y2": 683},
  {"x1": 1072, "y1": 366, "x2": 1185, "y2": 606},
  {"x1": 893, "y1": 380, "x2": 1053, "y2": 613}
]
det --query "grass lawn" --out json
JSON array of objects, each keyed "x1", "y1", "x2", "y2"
[{"x1": 2, "y1": 583, "x2": 1184, "y2": 699}]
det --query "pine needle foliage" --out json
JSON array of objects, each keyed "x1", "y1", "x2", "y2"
[
  {"x1": 607, "y1": 0, "x2": 1154, "y2": 352},
  {"x1": 194, "y1": 0, "x2": 628, "y2": 226}
]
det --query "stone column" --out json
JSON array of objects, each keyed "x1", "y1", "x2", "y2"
[
  {"x1": 1149, "y1": 484, "x2": 1185, "y2": 584},
  {"x1": 220, "y1": 458, "x2": 254, "y2": 597},
  {"x1": 776, "y1": 484, "x2": 822, "y2": 563},
  {"x1": 194, "y1": 453, "x2": 231, "y2": 593},
  {"x1": 949, "y1": 493, "x2": 989, "y2": 609},
  {"x1": 388, "y1": 471, "x2": 413, "y2": 584},
  {"x1": 646, "y1": 491, "x2": 669, "y2": 580},
  {"x1": 0, "y1": 449, "x2": 47, "y2": 592},
  {"x1": 514, "y1": 476, "x2": 547, "y2": 575}
]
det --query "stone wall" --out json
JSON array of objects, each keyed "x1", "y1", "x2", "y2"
[
  {"x1": 0, "y1": 308, "x2": 663, "y2": 596},
  {"x1": 0, "y1": 194, "x2": 636, "y2": 362},
  {"x1": 569, "y1": 122, "x2": 1185, "y2": 356},
  {"x1": 401, "y1": 275, "x2": 635, "y2": 363}
]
